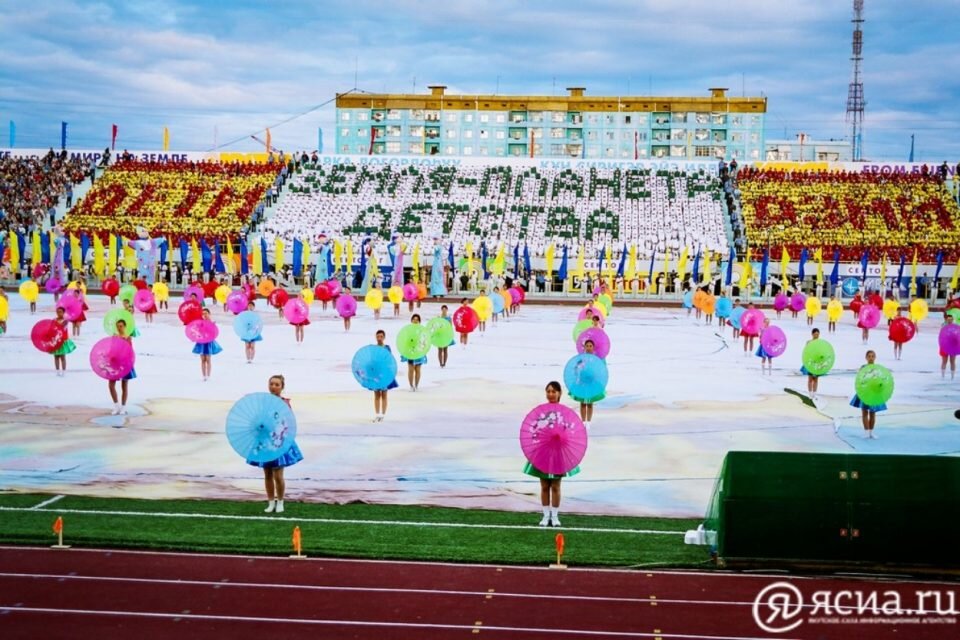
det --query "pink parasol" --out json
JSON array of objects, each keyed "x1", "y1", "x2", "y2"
[
  {"x1": 336, "y1": 293, "x2": 357, "y2": 318},
  {"x1": 858, "y1": 304, "x2": 881, "y2": 329},
  {"x1": 773, "y1": 292, "x2": 788, "y2": 311},
  {"x1": 45, "y1": 277, "x2": 62, "y2": 293},
  {"x1": 509, "y1": 287, "x2": 523, "y2": 304},
  {"x1": 57, "y1": 293, "x2": 82, "y2": 321},
  {"x1": 134, "y1": 288, "x2": 155, "y2": 312},
  {"x1": 789, "y1": 293, "x2": 806, "y2": 312},
  {"x1": 283, "y1": 298, "x2": 309, "y2": 324},
  {"x1": 183, "y1": 284, "x2": 204, "y2": 302},
  {"x1": 31, "y1": 319, "x2": 68, "y2": 353},
  {"x1": 740, "y1": 308, "x2": 766, "y2": 335},
  {"x1": 89, "y1": 336, "x2": 135, "y2": 381},
  {"x1": 759, "y1": 325, "x2": 788, "y2": 358},
  {"x1": 402, "y1": 282, "x2": 418, "y2": 301},
  {"x1": 940, "y1": 324, "x2": 960, "y2": 356},
  {"x1": 326, "y1": 279, "x2": 342, "y2": 298},
  {"x1": 226, "y1": 290, "x2": 249, "y2": 314},
  {"x1": 576, "y1": 327, "x2": 611, "y2": 359},
  {"x1": 519, "y1": 402, "x2": 588, "y2": 476},
  {"x1": 185, "y1": 319, "x2": 219, "y2": 344},
  {"x1": 577, "y1": 305, "x2": 605, "y2": 325},
  {"x1": 32, "y1": 264, "x2": 48, "y2": 279}
]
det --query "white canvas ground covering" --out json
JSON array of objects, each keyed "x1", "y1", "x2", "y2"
[{"x1": 1, "y1": 292, "x2": 957, "y2": 517}]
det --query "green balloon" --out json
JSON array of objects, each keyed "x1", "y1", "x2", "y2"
[
  {"x1": 947, "y1": 308, "x2": 960, "y2": 323},
  {"x1": 397, "y1": 323, "x2": 431, "y2": 360},
  {"x1": 426, "y1": 317, "x2": 454, "y2": 348},
  {"x1": 103, "y1": 308, "x2": 135, "y2": 336},
  {"x1": 801, "y1": 339, "x2": 835, "y2": 377},
  {"x1": 572, "y1": 319, "x2": 593, "y2": 342},
  {"x1": 855, "y1": 363, "x2": 895, "y2": 407},
  {"x1": 598, "y1": 293, "x2": 613, "y2": 314},
  {"x1": 119, "y1": 284, "x2": 137, "y2": 304}
]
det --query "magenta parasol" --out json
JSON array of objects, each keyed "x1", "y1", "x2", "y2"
[{"x1": 519, "y1": 402, "x2": 587, "y2": 476}]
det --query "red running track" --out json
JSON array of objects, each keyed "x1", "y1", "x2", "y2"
[{"x1": 0, "y1": 546, "x2": 957, "y2": 639}]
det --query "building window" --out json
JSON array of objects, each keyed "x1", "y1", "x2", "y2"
[
  {"x1": 551, "y1": 127, "x2": 565, "y2": 139},
  {"x1": 696, "y1": 113, "x2": 710, "y2": 124},
  {"x1": 409, "y1": 125, "x2": 424, "y2": 137},
  {"x1": 387, "y1": 109, "x2": 402, "y2": 120},
  {"x1": 341, "y1": 128, "x2": 350, "y2": 137},
  {"x1": 425, "y1": 110, "x2": 440, "y2": 122},
  {"x1": 671, "y1": 129, "x2": 685, "y2": 141},
  {"x1": 529, "y1": 111, "x2": 543, "y2": 122},
  {"x1": 340, "y1": 112, "x2": 351, "y2": 121},
  {"x1": 446, "y1": 113, "x2": 458, "y2": 122},
  {"x1": 731, "y1": 132, "x2": 744, "y2": 143},
  {"x1": 495, "y1": 130, "x2": 506, "y2": 139},
  {"x1": 411, "y1": 109, "x2": 424, "y2": 120},
  {"x1": 550, "y1": 144, "x2": 565, "y2": 155},
  {"x1": 637, "y1": 132, "x2": 647, "y2": 141},
  {"x1": 671, "y1": 146, "x2": 686, "y2": 157},
  {"x1": 605, "y1": 131, "x2": 616, "y2": 141},
  {"x1": 634, "y1": 113, "x2": 648, "y2": 125},
  {"x1": 551, "y1": 112, "x2": 565, "y2": 123},
  {"x1": 478, "y1": 114, "x2": 488, "y2": 123},
  {"x1": 712, "y1": 113, "x2": 726, "y2": 126},
  {"x1": 624, "y1": 115, "x2": 632, "y2": 124},
  {"x1": 495, "y1": 147, "x2": 505, "y2": 156},
  {"x1": 341, "y1": 145, "x2": 350, "y2": 152},
  {"x1": 446, "y1": 129, "x2": 457, "y2": 139},
  {"x1": 672, "y1": 112, "x2": 687, "y2": 123},
  {"x1": 622, "y1": 131, "x2": 633, "y2": 141},
  {"x1": 479, "y1": 129, "x2": 489, "y2": 139},
  {"x1": 463, "y1": 146, "x2": 473, "y2": 155},
  {"x1": 587, "y1": 147, "x2": 599, "y2": 158},
  {"x1": 587, "y1": 131, "x2": 598, "y2": 141},
  {"x1": 463, "y1": 130, "x2": 473, "y2": 139},
  {"x1": 587, "y1": 114, "x2": 599, "y2": 124},
  {"x1": 605, "y1": 114, "x2": 616, "y2": 125},
  {"x1": 357, "y1": 112, "x2": 368, "y2": 121},
  {"x1": 695, "y1": 146, "x2": 711, "y2": 157},
  {"x1": 713, "y1": 146, "x2": 726, "y2": 158},
  {"x1": 637, "y1": 148, "x2": 647, "y2": 158},
  {"x1": 480, "y1": 146, "x2": 489, "y2": 156},
  {"x1": 621, "y1": 149, "x2": 631, "y2": 158},
  {"x1": 445, "y1": 145, "x2": 456, "y2": 154},
  {"x1": 408, "y1": 143, "x2": 422, "y2": 154},
  {"x1": 605, "y1": 147, "x2": 616, "y2": 158},
  {"x1": 750, "y1": 148, "x2": 760, "y2": 159},
  {"x1": 750, "y1": 133, "x2": 759, "y2": 143},
  {"x1": 731, "y1": 115, "x2": 743, "y2": 126},
  {"x1": 387, "y1": 125, "x2": 402, "y2": 137},
  {"x1": 752, "y1": 115, "x2": 762, "y2": 125},
  {"x1": 695, "y1": 129, "x2": 709, "y2": 141},
  {"x1": 463, "y1": 113, "x2": 473, "y2": 122},
  {"x1": 386, "y1": 142, "x2": 401, "y2": 153},
  {"x1": 495, "y1": 114, "x2": 506, "y2": 123}
]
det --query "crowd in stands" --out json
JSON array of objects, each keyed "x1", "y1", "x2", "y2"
[
  {"x1": 260, "y1": 162, "x2": 729, "y2": 260},
  {"x1": 737, "y1": 167, "x2": 960, "y2": 262},
  {"x1": 61, "y1": 159, "x2": 281, "y2": 240},
  {"x1": 0, "y1": 150, "x2": 87, "y2": 237}
]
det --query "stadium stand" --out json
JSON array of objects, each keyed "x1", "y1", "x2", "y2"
[
  {"x1": 261, "y1": 162, "x2": 729, "y2": 259},
  {"x1": 737, "y1": 167, "x2": 960, "y2": 261},
  {"x1": 0, "y1": 152, "x2": 87, "y2": 235}
]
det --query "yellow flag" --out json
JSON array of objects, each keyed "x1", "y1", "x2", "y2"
[
  {"x1": 815, "y1": 248, "x2": 824, "y2": 283},
  {"x1": 492, "y1": 243, "x2": 505, "y2": 275},
  {"x1": 950, "y1": 257, "x2": 960, "y2": 291},
  {"x1": 465, "y1": 241, "x2": 474, "y2": 275},
  {"x1": 781, "y1": 247, "x2": 790, "y2": 280},
  {"x1": 702, "y1": 250, "x2": 712, "y2": 285},
  {"x1": 191, "y1": 238, "x2": 201, "y2": 273},
  {"x1": 910, "y1": 248, "x2": 918, "y2": 288},
  {"x1": 274, "y1": 237, "x2": 284, "y2": 272},
  {"x1": 677, "y1": 246, "x2": 689, "y2": 281},
  {"x1": 162, "y1": 127, "x2": 170, "y2": 151},
  {"x1": 604, "y1": 245, "x2": 613, "y2": 277},
  {"x1": 575, "y1": 245, "x2": 585, "y2": 278},
  {"x1": 879, "y1": 254, "x2": 887, "y2": 284},
  {"x1": 251, "y1": 238, "x2": 262, "y2": 275},
  {"x1": 412, "y1": 243, "x2": 420, "y2": 274},
  {"x1": 31, "y1": 231, "x2": 41, "y2": 267},
  {"x1": 9, "y1": 231, "x2": 20, "y2": 268},
  {"x1": 70, "y1": 234, "x2": 81, "y2": 270},
  {"x1": 545, "y1": 244, "x2": 555, "y2": 279},
  {"x1": 107, "y1": 234, "x2": 117, "y2": 273},
  {"x1": 93, "y1": 234, "x2": 104, "y2": 277},
  {"x1": 739, "y1": 248, "x2": 752, "y2": 289},
  {"x1": 123, "y1": 240, "x2": 137, "y2": 269},
  {"x1": 167, "y1": 237, "x2": 174, "y2": 268},
  {"x1": 626, "y1": 244, "x2": 637, "y2": 280},
  {"x1": 346, "y1": 239, "x2": 354, "y2": 273},
  {"x1": 333, "y1": 239, "x2": 342, "y2": 270},
  {"x1": 302, "y1": 238, "x2": 311, "y2": 272},
  {"x1": 225, "y1": 237, "x2": 235, "y2": 275}
]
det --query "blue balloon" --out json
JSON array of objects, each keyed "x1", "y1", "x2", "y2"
[
  {"x1": 729, "y1": 306, "x2": 746, "y2": 330},
  {"x1": 682, "y1": 290, "x2": 693, "y2": 309},
  {"x1": 491, "y1": 292, "x2": 505, "y2": 314},
  {"x1": 563, "y1": 353, "x2": 609, "y2": 404},
  {"x1": 352, "y1": 344, "x2": 398, "y2": 391},
  {"x1": 841, "y1": 277, "x2": 860, "y2": 297},
  {"x1": 233, "y1": 310, "x2": 263, "y2": 341},
  {"x1": 715, "y1": 297, "x2": 733, "y2": 318}
]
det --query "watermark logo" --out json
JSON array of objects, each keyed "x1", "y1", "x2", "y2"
[{"x1": 752, "y1": 581, "x2": 958, "y2": 633}]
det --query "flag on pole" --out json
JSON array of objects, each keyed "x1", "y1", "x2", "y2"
[
  {"x1": 225, "y1": 237, "x2": 235, "y2": 274},
  {"x1": 897, "y1": 253, "x2": 906, "y2": 288},
  {"x1": 524, "y1": 244, "x2": 532, "y2": 276},
  {"x1": 780, "y1": 247, "x2": 790, "y2": 281},
  {"x1": 830, "y1": 249, "x2": 840, "y2": 286},
  {"x1": 725, "y1": 246, "x2": 735, "y2": 286},
  {"x1": 739, "y1": 248, "x2": 752, "y2": 290},
  {"x1": 647, "y1": 250, "x2": 656, "y2": 284},
  {"x1": 575, "y1": 245, "x2": 585, "y2": 278},
  {"x1": 616, "y1": 244, "x2": 627, "y2": 278},
  {"x1": 447, "y1": 242, "x2": 455, "y2": 270},
  {"x1": 52, "y1": 516, "x2": 63, "y2": 534},
  {"x1": 111, "y1": 124, "x2": 118, "y2": 150},
  {"x1": 481, "y1": 242, "x2": 489, "y2": 278},
  {"x1": 760, "y1": 248, "x2": 770, "y2": 287},
  {"x1": 625, "y1": 244, "x2": 637, "y2": 281},
  {"x1": 191, "y1": 238, "x2": 201, "y2": 273},
  {"x1": 910, "y1": 248, "x2": 919, "y2": 289},
  {"x1": 935, "y1": 250, "x2": 945, "y2": 280},
  {"x1": 692, "y1": 246, "x2": 701, "y2": 284},
  {"x1": 412, "y1": 242, "x2": 420, "y2": 275},
  {"x1": 492, "y1": 243, "x2": 505, "y2": 275},
  {"x1": 879, "y1": 254, "x2": 888, "y2": 284},
  {"x1": 798, "y1": 248, "x2": 808, "y2": 282},
  {"x1": 70, "y1": 234, "x2": 82, "y2": 270},
  {"x1": 545, "y1": 244, "x2": 555, "y2": 279},
  {"x1": 200, "y1": 238, "x2": 212, "y2": 272},
  {"x1": 274, "y1": 238, "x2": 284, "y2": 273},
  {"x1": 214, "y1": 241, "x2": 225, "y2": 273},
  {"x1": 92, "y1": 234, "x2": 104, "y2": 276},
  {"x1": 815, "y1": 248, "x2": 824, "y2": 283},
  {"x1": 61, "y1": 121, "x2": 68, "y2": 150},
  {"x1": 861, "y1": 250, "x2": 870, "y2": 284},
  {"x1": 260, "y1": 236, "x2": 269, "y2": 273},
  {"x1": 950, "y1": 256, "x2": 960, "y2": 291},
  {"x1": 292, "y1": 239, "x2": 303, "y2": 277},
  {"x1": 677, "y1": 246, "x2": 689, "y2": 282},
  {"x1": 702, "y1": 250, "x2": 712, "y2": 285},
  {"x1": 240, "y1": 238, "x2": 249, "y2": 275},
  {"x1": 512, "y1": 244, "x2": 519, "y2": 277},
  {"x1": 558, "y1": 245, "x2": 568, "y2": 281},
  {"x1": 107, "y1": 234, "x2": 117, "y2": 273},
  {"x1": 265, "y1": 128, "x2": 272, "y2": 154},
  {"x1": 162, "y1": 126, "x2": 170, "y2": 151}
]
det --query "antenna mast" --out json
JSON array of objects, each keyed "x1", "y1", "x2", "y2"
[{"x1": 845, "y1": 0, "x2": 865, "y2": 161}]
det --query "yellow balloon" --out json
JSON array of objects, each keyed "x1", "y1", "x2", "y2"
[
  {"x1": 0, "y1": 296, "x2": 8, "y2": 321},
  {"x1": 365, "y1": 289, "x2": 384, "y2": 310},
  {"x1": 300, "y1": 288, "x2": 315, "y2": 305},
  {"x1": 19, "y1": 281, "x2": 39, "y2": 303},
  {"x1": 827, "y1": 299, "x2": 844, "y2": 322},
  {"x1": 909, "y1": 299, "x2": 929, "y2": 322},
  {"x1": 151, "y1": 282, "x2": 170, "y2": 301},
  {"x1": 805, "y1": 296, "x2": 822, "y2": 318},
  {"x1": 67, "y1": 281, "x2": 88, "y2": 295},
  {"x1": 215, "y1": 284, "x2": 232, "y2": 304},
  {"x1": 882, "y1": 298, "x2": 899, "y2": 320},
  {"x1": 387, "y1": 285, "x2": 403, "y2": 304}
]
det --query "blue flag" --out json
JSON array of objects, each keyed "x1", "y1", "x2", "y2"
[
  {"x1": 830, "y1": 249, "x2": 840, "y2": 286},
  {"x1": 200, "y1": 238, "x2": 212, "y2": 272},
  {"x1": 523, "y1": 244, "x2": 531, "y2": 275},
  {"x1": 935, "y1": 250, "x2": 944, "y2": 280},
  {"x1": 292, "y1": 239, "x2": 303, "y2": 277},
  {"x1": 159, "y1": 237, "x2": 167, "y2": 265},
  {"x1": 558, "y1": 245, "x2": 568, "y2": 281},
  {"x1": 897, "y1": 254, "x2": 906, "y2": 288},
  {"x1": 40, "y1": 232, "x2": 50, "y2": 263},
  {"x1": 447, "y1": 242, "x2": 455, "y2": 270},
  {"x1": 16, "y1": 232, "x2": 25, "y2": 267},
  {"x1": 115, "y1": 235, "x2": 123, "y2": 263},
  {"x1": 760, "y1": 248, "x2": 769, "y2": 287},
  {"x1": 239, "y1": 239, "x2": 248, "y2": 275},
  {"x1": 513, "y1": 244, "x2": 520, "y2": 278},
  {"x1": 798, "y1": 248, "x2": 808, "y2": 282},
  {"x1": 260, "y1": 237, "x2": 269, "y2": 273},
  {"x1": 481, "y1": 242, "x2": 489, "y2": 278},
  {"x1": 214, "y1": 241, "x2": 225, "y2": 273},
  {"x1": 179, "y1": 239, "x2": 189, "y2": 267},
  {"x1": 616, "y1": 244, "x2": 627, "y2": 277},
  {"x1": 860, "y1": 250, "x2": 869, "y2": 283},
  {"x1": 60, "y1": 121, "x2": 68, "y2": 150},
  {"x1": 692, "y1": 246, "x2": 701, "y2": 284},
  {"x1": 326, "y1": 240, "x2": 335, "y2": 276},
  {"x1": 62, "y1": 235, "x2": 70, "y2": 265},
  {"x1": 597, "y1": 246, "x2": 604, "y2": 275},
  {"x1": 725, "y1": 245, "x2": 735, "y2": 286},
  {"x1": 647, "y1": 250, "x2": 656, "y2": 285}
]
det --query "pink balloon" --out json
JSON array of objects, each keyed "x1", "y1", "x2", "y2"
[
  {"x1": 402, "y1": 283, "x2": 418, "y2": 301},
  {"x1": 326, "y1": 279, "x2": 341, "y2": 298},
  {"x1": 760, "y1": 325, "x2": 788, "y2": 358},
  {"x1": 89, "y1": 336, "x2": 135, "y2": 381},
  {"x1": 773, "y1": 293, "x2": 788, "y2": 311},
  {"x1": 939, "y1": 324, "x2": 960, "y2": 356},
  {"x1": 336, "y1": 293, "x2": 357, "y2": 318},
  {"x1": 577, "y1": 306, "x2": 605, "y2": 325},
  {"x1": 283, "y1": 298, "x2": 309, "y2": 324},
  {"x1": 134, "y1": 288, "x2": 155, "y2": 312},
  {"x1": 576, "y1": 327, "x2": 611, "y2": 359},
  {"x1": 57, "y1": 293, "x2": 82, "y2": 321},
  {"x1": 226, "y1": 290, "x2": 249, "y2": 314},
  {"x1": 789, "y1": 293, "x2": 806, "y2": 312},
  {"x1": 185, "y1": 319, "x2": 219, "y2": 344},
  {"x1": 740, "y1": 309, "x2": 766, "y2": 335},
  {"x1": 858, "y1": 304, "x2": 881, "y2": 329}
]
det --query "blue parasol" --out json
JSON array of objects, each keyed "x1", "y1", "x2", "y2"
[
  {"x1": 352, "y1": 344, "x2": 398, "y2": 391},
  {"x1": 563, "y1": 353, "x2": 608, "y2": 404},
  {"x1": 225, "y1": 392, "x2": 297, "y2": 464},
  {"x1": 233, "y1": 310, "x2": 263, "y2": 341}
]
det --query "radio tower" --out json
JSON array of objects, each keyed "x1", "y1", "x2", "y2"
[{"x1": 845, "y1": 0, "x2": 865, "y2": 161}]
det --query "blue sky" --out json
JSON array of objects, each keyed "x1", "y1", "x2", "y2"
[{"x1": 2, "y1": 0, "x2": 959, "y2": 161}]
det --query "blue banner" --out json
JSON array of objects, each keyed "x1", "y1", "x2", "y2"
[
  {"x1": 724, "y1": 246, "x2": 735, "y2": 286},
  {"x1": 40, "y1": 232, "x2": 50, "y2": 264},
  {"x1": 63, "y1": 235, "x2": 71, "y2": 265},
  {"x1": 481, "y1": 242, "x2": 489, "y2": 278},
  {"x1": 798, "y1": 248, "x2": 808, "y2": 282},
  {"x1": 447, "y1": 242, "x2": 455, "y2": 270},
  {"x1": 513, "y1": 244, "x2": 519, "y2": 278},
  {"x1": 935, "y1": 250, "x2": 944, "y2": 280},
  {"x1": 760, "y1": 248, "x2": 769, "y2": 287},
  {"x1": 692, "y1": 246, "x2": 701, "y2": 283},
  {"x1": 647, "y1": 250, "x2": 656, "y2": 285},
  {"x1": 61, "y1": 121, "x2": 68, "y2": 151},
  {"x1": 897, "y1": 254, "x2": 906, "y2": 288},
  {"x1": 830, "y1": 249, "x2": 840, "y2": 285},
  {"x1": 616, "y1": 244, "x2": 626, "y2": 277},
  {"x1": 179, "y1": 239, "x2": 189, "y2": 267},
  {"x1": 214, "y1": 241, "x2": 225, "y2": 273},
  {"x1": 558, "y1": 245, "x2": 568, "y2": 281},
  {"x1": 292, "y1": 239, "x2": 303, "y2": 277},
  {"x1": 523, "y1": 244, "x2": 531, "y2": 275},
  {"x1": 240, "y1": 239, "x2": 249, "y2": 275},
  {"x1": 200, "y1": 238, "x2": 212, "y2": 272},
  {"x1": 260, "y1": 237, "x2": 268, "y2": 273},
  {"x1": 81, "y1": 234, "x2": 90, "y2": 268},
  {"x1": 860, "y1": 250, "x2": 869, "y2": 284}
]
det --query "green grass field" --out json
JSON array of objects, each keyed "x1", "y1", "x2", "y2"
[{"x1": 0, "y1": 493, "x2": 711, "y2": 568}]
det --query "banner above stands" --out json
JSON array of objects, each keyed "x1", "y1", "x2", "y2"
[
  {"x1": 753, "y1": 160, "x2": 958, "y2": 177},
  {"x1": 0, "y1": 148, "x2": 283, "y2": 164}
]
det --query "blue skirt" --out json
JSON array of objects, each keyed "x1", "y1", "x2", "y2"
[
  {"x1": 800, "y1": 365, "x2": 823, "y2": 378},
  {"x1": 401, "y1": 354, "x2": 427, "y2": 365},
  {"x1": 123, "y1": 367, "x2": 137, "y2": 381},
  {"x1": 192, "y1": 341, "x2": 223, "y2": 356},
  {"x1": 247, "y1": 441, "x2": 303, "y2": 469},
  {"x1": 850, "y1": 395, "x2": 887, "y2": 412},
  {"x1": 243, "y1": 334, "x2": 263, "y2": 344},
  {"x1": 755, "y1": 345, "x2": 772, "y2": 358},
  {"x1": 386, "y1": 378, "x2": 399, "y2": 390}
]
